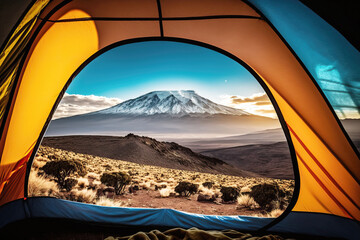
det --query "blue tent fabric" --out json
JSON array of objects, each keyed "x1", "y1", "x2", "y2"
[
  {"x1": 0, "y1": 199, "x2": 27, "y2": 229},
  {"x1": 1, "y1": 198, "x2": 359, "y2": 239},
  {"x1": 268, "y1": 212, "x2": 360, "y2": 240},
  {"x1": 249, "y1": 0, "x2": 360, "y2": 120},
  {"x1": 0, "y1": 197, "x2": 273, "y2": 230}
]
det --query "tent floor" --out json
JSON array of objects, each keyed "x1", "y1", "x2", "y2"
[{"x1": 0, "y1": 218, "x2": 344, "y2": 240}]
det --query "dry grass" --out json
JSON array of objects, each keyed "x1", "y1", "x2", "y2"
[
  {"x1": 198, "y1": 185, "x2": 215, "y2": 197},
  {"x1": 268, "y1": 208, "x2": 283, "y2": 218},
  {"x1": 95, "y1": 197, "x2": 126, "y2": 207},
  {"x1": 240, "y1": 186, "x2": 251, "y2": 194},
  {"x1": 77, "y1": 177, "x2": 89, "y2": 189},
  {"x1": 29, "y1": 146, "x2": 295, "y2": 216},
  {"x1": 159, "y1": 188, "x2": 172, "y2": 198},
  {"x1": 236, "y1": 195, "x2": 258, "y2": 210},
  {"x1": 28, "y1": 171, "x2": 59, "y2": 197},
  {"x1": 70, "y1": 189, "x2": 97, "y2": 203}
]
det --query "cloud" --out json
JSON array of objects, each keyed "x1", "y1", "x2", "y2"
[
  {"x1": 231, "y1": 93, "x2": 270, "y2": 104},
  {"x1": 53, "y1": 93, "x2": 122, "y2": 119},
  {"x1": 258, "y1": 109, "x2": 277, "y2": 114},
  {"x1": 255, "y1": 101, "x2": 272, "y2": 106},
  {"x1": 219, "y1": 92, "x2": 276, "y2": 118}
]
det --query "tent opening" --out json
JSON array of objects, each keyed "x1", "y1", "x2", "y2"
[{"x1": 28, "y1": 40, "x2": 295, "y2": 219}]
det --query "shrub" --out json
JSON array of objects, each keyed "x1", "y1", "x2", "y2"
[
  {"x1": 220, "y1": 186, "x2": 239, "y2": 202},
  {"x1": 198, "y1": 185, "x2": 215, "y2": 196},
  {"x1": 250, "y1": 183, "x2": 285, "y2": 210},
  {"x1": 202, "y1": 181, "x2": 214, "y2": 189},
  {"x1": 95, "y1": 197, "x2": 125, "y2": 207},
  {"x1": 175, "y1": 181, "x2": 198, "y2": 197},
  {"x1": 236, "y1": 194, "x2": 258, "y2": 209},
  {"x1": 64, "y1": 178, "x2": 78, "y2": 191},
  {"x1": 100, "y1": 172, "x2": 131, "y2": 195},
  {"x1": 41, "y1": 159, "x2": 86, "y2": 190}
]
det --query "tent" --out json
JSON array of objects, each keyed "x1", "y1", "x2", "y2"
[{"x1": 0, "y1": 0, "x2": 359, "y2": 239}]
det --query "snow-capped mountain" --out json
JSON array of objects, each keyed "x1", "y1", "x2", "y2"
[
  {"x1": 47, "y1": 90, "x2": 280, "y2": 138},
  {"x1": 92, "y1": 90, "x2": 249, "y2": 116}
]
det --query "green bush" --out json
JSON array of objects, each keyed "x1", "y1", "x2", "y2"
[
  {"x1": 41, "y1": 159, "x2": 86, "y2": 190},
  {"x1": 100, "y1": 172, "x2": 131, "y2": 195},
  {"x1": 220, "y1": 186, "x2": 239, "y2": 202},
  {"x1": 250, "y1": 183, "x2": 285, "y2": 210},
  {"x1": 175, "y1": 181, "x2": 198, "y2": 197},
  {"x1": 202, "y1": 182, "x2": 214, "y2": 189}
]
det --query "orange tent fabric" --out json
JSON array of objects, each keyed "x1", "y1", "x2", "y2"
[{"x1": 0, "y1": 0, "x2": 359, "y2": 237}]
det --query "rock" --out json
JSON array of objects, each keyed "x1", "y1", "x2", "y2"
[{"x1": 197, "y1": 194, "x2": 216, "y2": 202}]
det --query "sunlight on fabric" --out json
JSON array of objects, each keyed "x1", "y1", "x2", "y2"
[
  {"x1": 1, "y1": 10, "x2": 99, "y2": 165},
  {"x1": 316, "y1": 65, "x2": 360, "y2": 119}
]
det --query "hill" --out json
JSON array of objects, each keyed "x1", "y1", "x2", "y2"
[{"x1": 41, "y1": 134, "x2": 259, "y2": 177}]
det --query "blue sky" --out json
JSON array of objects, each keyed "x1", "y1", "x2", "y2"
[
  {"x1": 67, "y1": 41, "x2": 264, "y2": 102},
  {"x1": 55, "y1": 41, "x2": 276, "y2": 119}
]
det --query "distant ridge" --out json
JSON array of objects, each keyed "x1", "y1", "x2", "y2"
[
  {"x1": 201, "y1": 142, "x2": 294, "y2": 179},
  {"x1": 42, "y1": 134, "x2": 259, "y2": 178}
]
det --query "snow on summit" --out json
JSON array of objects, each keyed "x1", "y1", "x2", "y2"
[{"x1": 93, "y1": 90, "x2": 250, "y2": 116}]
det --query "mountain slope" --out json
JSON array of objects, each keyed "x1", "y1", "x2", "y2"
[
  {"x1": 92, "y1": 90, "x2": 249, "y2": 116},
  {"x1": 41, "y1": 134, "x2": 259, "y2": 177},
  {"x1": 201, "y1": 142, "x2": 294, "y2": 179},
  {"x1": 173, "y1": 128, "x2": 287, "y2": 151}
]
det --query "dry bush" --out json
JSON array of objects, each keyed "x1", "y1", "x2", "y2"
[
  {"x1": 70, "y1": 189, "x2": 96, "y2": 203},
  {"x1": 159, "y1": 188, "x2": 172, "y2": 198},
  {"x1": 77, "y1": 177, "x2": 89, "y2": 189},
  {"x1": 250, "y1": 183, "x2": 285, "y2": 210},
  {"x1": 32, "y1": 158, "x2": 47, "y2": 169},
  {"x1": 140, "y1": 182, "x2": 151, "y2": 190},
  {"x1": 236, "y1": 194, "x2": 258, "y2": 210},
  {"x1": 28, "y1": 171, "x2": 59, "y2": 197},
  {"x1": 175, "y1": 182, "x2": 198, "y2": 197},
  {"x1": 220, "y1": 186, "x2": 239, "y2": 202},
  {"x1": 198, "y1": 185, "x2": 215, "y2": 196},
  {"x1": 95, "y1": 197, "x2": 125, "y2": 207},
  {"x1": 268, "y1": 208, "x2": 283, "y2": 218}
]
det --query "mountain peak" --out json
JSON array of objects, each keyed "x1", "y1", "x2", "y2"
[{"x1": 94, "y1": 90, "x2": 250, "y2": 116}]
